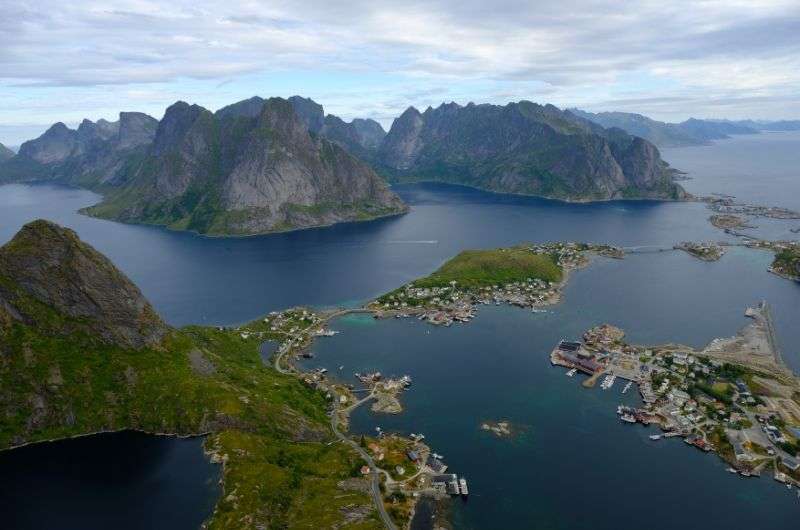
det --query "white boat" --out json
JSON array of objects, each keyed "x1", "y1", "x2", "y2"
[
  {"x1": 727, "y1": 467, "x2": 738, "y2": 473},
  {"x1": 649, "y1": 434, "x2": 662, "y2": 440},
  {"x1": 622, "y1": 381, "x2": 632, "y2": 394},
  {"x1": 566, "y1": 368, "x2": 577, "y2": 377},
  {"x1": 459, "y1": 478, "x2": 469, "y2": 495}
]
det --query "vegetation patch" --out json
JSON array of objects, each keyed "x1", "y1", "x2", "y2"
[{"x1": 411, "y1": 247, "x2": 562, "y2": 290}]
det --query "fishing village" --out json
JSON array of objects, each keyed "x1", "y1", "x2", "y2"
[
  {"x1": 369, "y1": 242, "x2": 625, "y2": 327},
  {"x1": 220, "y1": 237, "x2": 800, "y2": 528},
  {"x1": 551, "y1": 301, "x2": 800, "y2": 496}
]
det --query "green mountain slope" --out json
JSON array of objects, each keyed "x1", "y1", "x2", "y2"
[{"x1": 0, "y1": 220, "x2": 381, "y2": 529}]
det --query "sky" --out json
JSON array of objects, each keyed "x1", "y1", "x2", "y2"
[{"x1": 1, "y1": 0, "x2": 800, "y2": 146}]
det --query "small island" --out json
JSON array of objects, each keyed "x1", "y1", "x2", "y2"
[
  {"x1": 709, "y1": 214, "x2": 752, "y2": 231},
  {"x1": 369, "y1": 242, "x2": 624, "y2": 325},
  {"x1": 675, "y1": 241, "x2": 726, "y2": 261},
  {"x1": 480, "y1": 420, "x2": 517, "y2": 438}
]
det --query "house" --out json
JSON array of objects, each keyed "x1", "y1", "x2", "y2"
[
  {"x1": 668, "y1": 389, "x2": 691, "y2": 406},
  {"x1": 781, "y1": 456, "x2": 800, "y2": 472}
]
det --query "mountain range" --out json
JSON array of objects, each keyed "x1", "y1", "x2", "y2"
[
  {"x1": 377, "y1": 102, "x2": 685, "y2": 201},
  {"x1": 571, "y1": 109, "x2": 800, "y2": 147},
  {"x1": 0, "y1": 96, "x2": 691, "y2": 235}
]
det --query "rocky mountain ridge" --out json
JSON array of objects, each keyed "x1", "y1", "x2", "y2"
[
  {"x1": 376, "y1": 101, "x2": 685, "y2": 201},
  {"x1": 0, "y1": 112, "x2": 158, "y2": 185},
  {"x1": 84, "y1": 97, "x2": 406, "y2": 235}
]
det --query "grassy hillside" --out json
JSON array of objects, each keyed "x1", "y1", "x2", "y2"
[
  {"x1": 0, "y1": 291, "x2": 381, "y2": 528},
  {"x1": 412, "y1": 247, "x2": 563, "y2": 289}
]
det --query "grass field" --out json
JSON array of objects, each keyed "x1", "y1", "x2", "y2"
[{"x1": 412, "y1": 247, "x2": 562, "y2": 289}]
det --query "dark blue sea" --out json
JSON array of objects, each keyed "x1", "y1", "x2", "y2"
[{"x1": 0, "y1": 131, "x2": 798, "y2": 528}]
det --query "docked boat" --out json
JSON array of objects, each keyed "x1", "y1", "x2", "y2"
[
  {"x1": 566, "y1": 368, "x2": 577, "y2": 377},
  {"x1": 727, "y1": 467, "x2": 738, "y2": 474},
  {"x1": 620, "y1": 413, "x2": 636, "y2": 423},
  {"x1": 459, "y1": 478, "x2": 469, "y2": 496}
]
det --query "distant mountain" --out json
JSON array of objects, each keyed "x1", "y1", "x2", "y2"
[
  {"x1": 571, "y1": 110, "x2": 760, "y2": 147},
  {"x1": 569, "y1": 110, "x2": 705, "y2": 147},
  {"x1": 0, "y1": 143, "x2": 13, "y2": 162},
  {"x1": 720, "y1": 119, "x2": 800, "y2": 132},
  {"x1": 84, "y1": 97, "x2": 406, "y2": 235},
  {"x1": 572, "y1": 110, "x2": 800, "y2": 147},
  {"x1": 676, "y1": 118, "x2": 758, "y2": 142},
  {"x1": 376, "y1": 101, "x2": 685, "y2": 201},
  {"x1": 0, "y1": 113, "x2": 158, "y2": 185},
  {"x1": 0, "y1": 220, "x2": 167, "y2": 349}
]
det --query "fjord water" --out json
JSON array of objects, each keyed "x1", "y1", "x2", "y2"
[
  {"x1": 303, "y1": 249, "x2": 800, "y2": 529},
  {"x1": 663, "y1": 131, "x2": 800, "y2": 212},
  {"x1": 0, "y1": 432, "x2": 220, "y2": 529},
  {"x1": 0, "y1": 132, "x2": 798, "y2": 528}
]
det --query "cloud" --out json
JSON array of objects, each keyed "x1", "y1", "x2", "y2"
[{"x1": 1, "y1": 0, "x2": 799, "y2": 143}]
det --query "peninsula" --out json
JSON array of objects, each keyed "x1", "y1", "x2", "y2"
[{"x1": 551, "y1": 303, "x2": 800, "y2": 488}]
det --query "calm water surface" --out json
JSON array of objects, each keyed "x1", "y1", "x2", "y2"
[
  {"x1": 302, "y1": 249, "x2": 800, "y2": 529},
  {"x1": 663, "y1": 131, "x2": 800, "y2": 212},
  {"x1": 0, "y1": 132, "x2": 799, "y2": 528},
  {"x1": 0, "y1": 432, "x2": 220, "y2": 530}
]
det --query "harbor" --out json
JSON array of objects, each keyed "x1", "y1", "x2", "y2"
[{"x1": 550, "y1": 302, "x2": 800, "y2": 492}]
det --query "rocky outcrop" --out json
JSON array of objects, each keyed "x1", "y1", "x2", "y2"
[
  {"x1": 217, "y1": 96, "x2": 386, "y2": 161},
  {"x1": 377, "y1": 101, "x2": 685, "y2": 201},
  {"x1": 86, "y1": 97, "x2": 406, "y2": 235},
  {"x1": 0, "y1": 220, "x2": 167, "y2": 349},
  {"x1": 319, "y1": 115, "x2": 386, "y2": 161}
]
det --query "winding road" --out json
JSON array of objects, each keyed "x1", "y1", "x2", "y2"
[{"x1": 271, "y1": 308, "x2": 397, "y2": 530}]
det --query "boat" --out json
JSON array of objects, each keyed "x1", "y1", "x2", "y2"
[
  {"x1": 649, "y1": 434, "x2": 662, "y2": 441},
  {"x1": 620, "y1": 413, "x2": 636, "y2": 423},
  {"x1": 459, "y1": 478, "x2": 469, "y2": 496},
  {"x1": 566, "y1": 368, "x2": 577, "y2": 377},
  {"x1": 338, "y1": 365, "x2": 344, "y2": 370},
  {"x1": 727, "y1": 467, "x2": 738, "y2": 473},
  {"x1": 531, "y1": 308, "x2": 547, "y2": 314},
  {"x1": 622, "y1": 381, "x2": 632, "y2": 394}
]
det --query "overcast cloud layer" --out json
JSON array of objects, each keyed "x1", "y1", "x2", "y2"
[{"x1": 2, "y1": 0, "x2": 799, "y2": 144}]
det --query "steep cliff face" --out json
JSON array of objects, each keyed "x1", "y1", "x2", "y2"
[
  {"x1": 86, "y1": 98, "x2": 406, "y2": 235},
  {"x1": 0, "y1": 220, "x2": 167, "y2": 349},
  {"x1": 0, "y1": 113, "x2": 158, "y2": 185},
  {"x1": 377, "y1": 101, "x2": 685, "y2": 201}
]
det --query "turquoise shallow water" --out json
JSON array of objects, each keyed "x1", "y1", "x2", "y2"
[
  {"x1": 302, "y1": 249, "x2": 800, "y2": 529},
  {"x1": 0, "y1": 132, "x2": 798, "y2": 528}
]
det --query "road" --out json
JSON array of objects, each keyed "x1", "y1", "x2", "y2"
[
  {"x1": 330, "y1": 398, "x2": 398, "y2": 530},
  {"x1": 271, "y1": 308, "x2": 397, "y2": 530}
]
